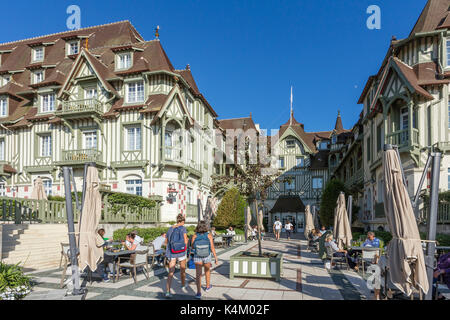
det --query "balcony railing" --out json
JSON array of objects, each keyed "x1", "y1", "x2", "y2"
[
  {"x1": 164, "y1": 147, "x2": 182, "y2": 162},
  {"x1": 386, "y1": 128, "x2": 419, "y2": 149},
  {"x1": 344, "y1": 167, "x2": 364, "y2": 189},
  {"x1": 58, "y1": 98, "x2": 103, "y2": 116},
  {"x1": 59, "y1": 149, "x2": 103, "y2": 165},
  {"x1": 419, "y1": 202, "x2": 450, "y2": 224}
]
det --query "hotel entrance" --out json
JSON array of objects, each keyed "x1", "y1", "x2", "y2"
[{"x1": 269, "y1": 195, "x2": 306, "y2": 234}]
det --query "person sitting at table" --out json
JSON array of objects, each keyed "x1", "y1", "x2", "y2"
[
  {"x1": 152, "y1": 232, "x2": 166, "y2": 266},
  {"x1": 363, "y1": 231, "x2": 380, "y2": 248},
  {"x1": 96, "y1": 228, "x2": 113, "y2": 282},
  {"x1": 324, "y1": 233, "x2": 358, "y2": 271},
  {"x1": 319, "y1": 226, "x2": 327, "y2": 235},
  {"x1": 131, "y1": 230, "x2": 143, "y2": 245},
  {"x1": 226, "y1": 226, "x2": 236, "y2": 246},
  {"x1": 124, "y1": 233, "x2": 141, "y2": 250},
  {"x1": 433, "y1": 252, "x2": 450, "y2": 300}
]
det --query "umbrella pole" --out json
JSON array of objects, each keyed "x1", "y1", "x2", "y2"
[
  {"x1": 62, "y1": 166, "x2": 84, "y2": 296},
  {"x1": 347, "y1": 195, "x2": 353, "y2": 229},
  {"x1": 424, "y1": 151, "x2": 442, "y2": 300}
]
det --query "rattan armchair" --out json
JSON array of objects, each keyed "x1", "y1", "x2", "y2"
[{"x1": 116, "y1": 246, "x2": 150, "y2": 284}]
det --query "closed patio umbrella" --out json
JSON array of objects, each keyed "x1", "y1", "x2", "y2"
[
  {"x1": 257, "y1": 209, "x2": 264, "y2": 232},
  {"x1": 246, "y1": 207, "x2": 252, "y2": 239},
  {"x1": 383, "y1": 148, "x2": 428, "y2": 296},
  {"x1": 333, "y1": 193, "x2": 352, "y2": 249},
  {"x1": 31, "y1": 177, "x2": 47, "y2": 200},
  {"x1": 304, "y1": 205, "x2": 314, "y2": 239},
  {"x1": 78, "y1": 166, "x2": 103, "y2": 272}
]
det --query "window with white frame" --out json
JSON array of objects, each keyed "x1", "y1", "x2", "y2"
[
  {"x1": 187, "y1": 189, "x2": 193, "y2": 204},
  {"x1": 126, "y1": 81, "x2": 144, "y2": 103},
  {"x1": 40, "y1": 135, "x2": 52, "y2": 157},
  {"x1": 33, "y1": 70, "x2": 44, "y2": 84},
  {"x1": 117, "y1": 52, "x2": 132, "y2": 70},
  {"x1": 0, "y1": 97, "x2": 7, "y2": 117},
  {"x1": 85, "y1": 87, "x2": 98, "y2": 99},
  {"x1": 286, "y1": 139, "x2": 295, "y2": 148},
  {"x1": 278, "y1": 157, "x2": 285, "y2": 169},
  {"x1": 186, "y1": 97, "x2": 193, "y2": 115},
  {"x1": 0, "y1": 138, "x2": 4, "y2": 160},
  {"x1": 41, "y1": 93, "x2": 55, "y2": 113},
  {"x1": 296, "y1": 157, "x2": 304, "y2": 167},
  {"x1": 285, "y1": 177, "x2": 295, "y2": 191},
  {"x1": 447, "y1": 38, "x2": 450, "y2": 67},
  {"x1": 319, "y1": 141, "x2": 328, "y2": 150},
  {"x1": 126, "y1": 126, "x2": 141, "y2": 151},
  {"x1": 42, "y1": 179, "x2": 52, "y2": 196},
  {"x1": 312, "y1": 177, "x2": 323, "y2": 190},
  {"x1": 33, "y1": 47, "x2": 44, "y2": 62},
  {"x1": 125, "y1": 179, "x2": 142, "y2": 196},
  {"x1": 68, "y1": 41, "x2": 79, "y2": 55},
  {"x1": 2, "y1": 75, "x2": 10, "y2": 86},
  {"x1": 0, "y1": 180, "x2": 5, "y2": 196},
  {"x1": 186, "y1": 133, "x2": 193, "y2": 162},
  {"x1": 83, "y1": 131, "x2": 97, "y2": 149}
]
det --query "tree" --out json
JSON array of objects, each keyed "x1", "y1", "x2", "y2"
[
  {"x1": 212, "y1": 163, "x2": 279, "y2": 256},
  {"x1": 319, "y1": 179, "x2": 348, "y2": 227},
  {"x1": 213, "y1": 188, "x2": 246, "y2": 229}
]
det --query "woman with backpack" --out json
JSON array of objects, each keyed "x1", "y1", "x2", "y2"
[
  {"x1": 191, "y1": 221, "x2": 218, "y2": 299},
  {"x1": 164, "y1": 214, "x2": 189, "y2": 298}
]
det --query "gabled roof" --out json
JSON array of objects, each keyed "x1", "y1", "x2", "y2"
[
  {"x1": 269, "y1": 195, "x2": 306, "y2": 213},
  {"x1": 391, "y1": 57, "x2": 434, "y2": 100},
  {"x1": 410, "y1": 0, "x2": 450, "y2": 35},
  {"x1": 218, "y1": 115, "x2": 257, "y2": 132}
]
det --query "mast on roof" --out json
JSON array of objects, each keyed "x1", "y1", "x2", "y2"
[
  {"x1": 155, "y1": 25, "x2": 160, "y2": 39},
  {"x1": 290, "y1": 86, "x2": 293, "y2": 126}
]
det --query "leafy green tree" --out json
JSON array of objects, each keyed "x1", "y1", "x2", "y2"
[
  {"x1": 319, "y1": 179, "x2": 348, "y2": 227},
  {"x1": 213, "y1": 188, "x2": 246, "y2": 229}
]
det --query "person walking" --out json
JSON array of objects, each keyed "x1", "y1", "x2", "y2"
[
  {"x1": 285, "y1": 220, "x2": 293, "y2": 240},
  {"x1": 273, "y1": 217, "x2": 282, "y2": 240},
  {"x1": 191, "y1": 221, "x2": 218, "y2": 299},
  {"x1": 165, "y1": 214, "x2": 189, "y2": 298}
]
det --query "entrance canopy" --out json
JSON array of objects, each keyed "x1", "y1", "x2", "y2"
[{"x1": 270, "y1": 195, "x2": 306, "y2": 213}]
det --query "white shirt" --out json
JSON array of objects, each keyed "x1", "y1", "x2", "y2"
[
  {"x1": 227, "y1": 229, "x2": 236, "y2": 236},
  {"x1": 285, "y1": 223, "x2": 293, "y2": 230},
  {"x1": 152, "y1": 236, "x2": 165, "y2": 251},
  {"x1": 273, "y1": 221, "x2": 282, "y2": 230},
  {"x1": 134, "y1": 235, "x2": 143, "y2": 244}
]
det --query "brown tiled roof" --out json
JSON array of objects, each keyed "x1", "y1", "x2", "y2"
[
  {"x1": 334, "y1": 112, "x2": 344, "y2": 133},
  {"x1": 3, "y1": 164, "x2": 17, "y2": 174},
  {"x1": 218, "y1": 116, "x2": 257, "y2": 131},
  {"x1": 269, "y1": 195, "x2": 306, "y2": 213},
  {"x1": 410, "y1": 0, "x2": 450, "y2": 35},
  {"x1": 392, "y1": 58, "x2": 434, "y2": 100}
]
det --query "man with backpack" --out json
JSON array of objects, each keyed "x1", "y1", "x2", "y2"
[
  {"x1": 191, "y1": 220, "x2": 218, "y2": 299},
  {"x1": 164, "y1": 214, "x2": 189, "y2": 298}
]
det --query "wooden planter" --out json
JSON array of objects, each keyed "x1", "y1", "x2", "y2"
[{"x1": 229, "y1": 251, "x2": 283, "y2": 282}]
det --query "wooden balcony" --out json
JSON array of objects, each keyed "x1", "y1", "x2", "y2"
[
  {"x1": 56, "y1": 98, "x2": 103, "y2": 118},
  {"x1": 56, "y1": 149, "x2": 105, "y2": 167},
  {"x1": 386, "y1": 128, "x2": 419, "y2": 150}
]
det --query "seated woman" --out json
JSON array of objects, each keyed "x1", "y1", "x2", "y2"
[
  {"x1": 324, "y1": 233, "x2": 358, "y2": 271},
  {"x1": 433, "y1": 252, "x2": 450, "y2": 300}
]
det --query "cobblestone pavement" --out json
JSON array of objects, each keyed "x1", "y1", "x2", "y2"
[{"x1": 27, "y1": 234, "x2": 447, "y2": 300}]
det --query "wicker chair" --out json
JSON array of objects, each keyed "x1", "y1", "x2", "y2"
[
  {"x1": 325, "y1": 243, "x2": 349, "y2": 270},
  {"x1": 116, "y1": 246, "x2": 150, "y2": 284},
  {"x1": 358, "y1": 249, "x2": 380, "y2": 276}
]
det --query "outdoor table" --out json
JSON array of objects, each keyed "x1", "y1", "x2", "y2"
[
  {"x1": 350, "y1": 246, "x2": 382, "y2": 252},
  {"x1": 104, "y1": 249, "x2": 136, "y2": 283},
  {"x1": 221, "y1": 235, "x2": 234, "y2": 247}
]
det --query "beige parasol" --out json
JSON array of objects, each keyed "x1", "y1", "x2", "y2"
[
  {"x1": 383, "y1": 149, "x2": 428, "y2": 296},
  {"x1": 78, "y1": 166, "x2": 103, "y2": 272},
  {"x1": 304, "y1": 205, "x2": 314, "y2": 239},
  {"x1": 31, "y1": 177, "x2": 47, "y2": 200},
  {"x1": 246, "y1": 207, "x2": 253, "y2": 239},
  {"x1": 257, "y1": 209, "x2": 265, "y2": 232},
  {"x1": 333, "y1": 193, "x2": 352, "y2": 249}
]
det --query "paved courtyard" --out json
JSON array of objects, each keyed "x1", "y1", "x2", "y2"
[{"x1": 25, "y1": 234, "x2": 448, "y2": 300}]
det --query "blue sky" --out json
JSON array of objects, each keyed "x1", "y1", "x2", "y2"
[{"x1": 1, "y1": 0, "x2": 427, "y2": 132}]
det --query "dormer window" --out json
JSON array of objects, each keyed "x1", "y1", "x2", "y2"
[
  {"x1": 2, "y1": 74, "x2": 10, "y2": 86},
  {"x1": 41, "y1": 93, "x2": 55, "y2": 113},
  {"x1": 117, "y1": 52, "x2": 132, "y2": 70},
  {"x1": 126, "y1": 81, "x2": 144, "y2": 103},
  {"x1": 332, "y1": 136, "x2": 337, "y2": 144},
  {"x1": 32, "y1": 47, "x2": 44, "y2": 62},
  {"x1": 286, "y1": 139, "x2": 295, "y2": 148},
  {"x1": 0, "y1": 97, "x2": 7, "y2": 117},
  {"x1": 33, "y1": 70, "x2": 44, "y2": 84},
  {"x1": 67, "y1": 41, "x2": 79, "y2": 55}
]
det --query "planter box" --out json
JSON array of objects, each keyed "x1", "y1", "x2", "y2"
[{"x1": 229, "y1": 251, "x2": 283, "y2": 282}]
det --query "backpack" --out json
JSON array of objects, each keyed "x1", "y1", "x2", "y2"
[
  {"x1": 193, "y1": 233, "x2": 211, "y2": 257},
  {"x1": 169, "y1": 226, "x2": 187, "y2": 254}
]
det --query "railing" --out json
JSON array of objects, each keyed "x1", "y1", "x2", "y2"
[
  {"x1": 0, "y1": 196, "x2": 160, "y2": 224},
  {"x1": 420, "y1": 202, "x2": 450, "y2": 224},
  {"x1": 386, "y1": 129, "x2": 409, "y2": 148},
  {"x1": 344, "y1": 167, "x2": 364, "y2": 189},
  {"x1": 186, "y1": 204, "x2": 198, "y2": 218},
  {"x1": 60, "y1": 149, "x2": 102, "y2": 164},
  {"x1": 59, "y1": 98, "x2": 103, "y2": 115},
  {"x1": 165, "y1": 147, "x2": 182, "y2": 162}
]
